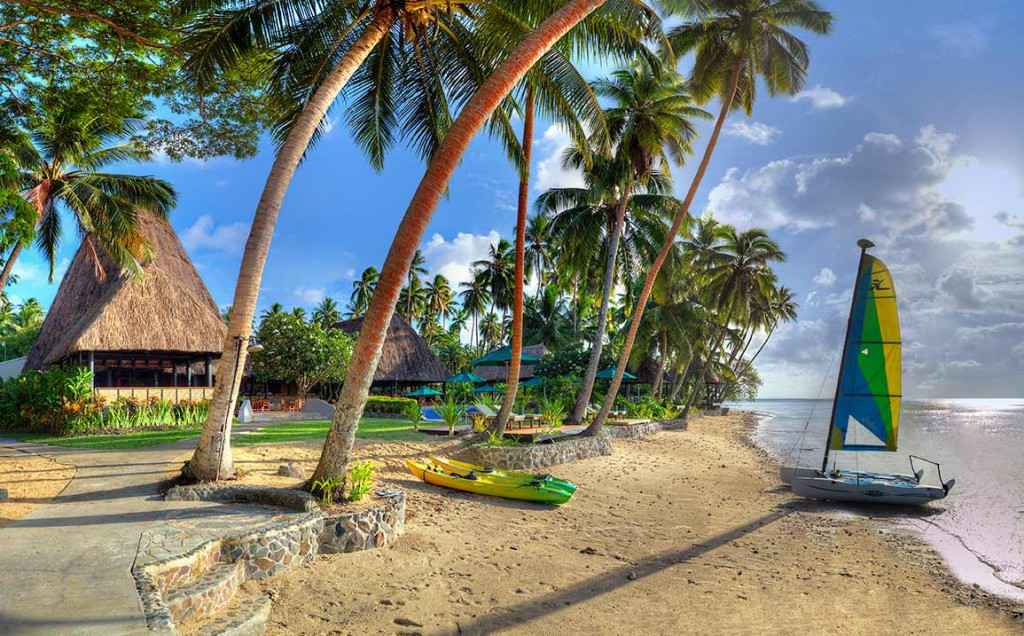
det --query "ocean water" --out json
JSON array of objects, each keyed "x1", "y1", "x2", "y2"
[{"x1": 728, "y1": 398, "x2": 1024, "y2": 599}]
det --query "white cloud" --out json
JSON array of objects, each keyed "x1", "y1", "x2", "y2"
[
  {"x1": 724, "y1": 121, "x2": 781, "y2": 145},
  {"x1": 533, "y1": 125, "x2": 584, "y2": 192},
  {"x1": 293, "y1": 286, "x2": 326, "y2": 305},
  {"x1": 812, "y1": 267, "x2": 836, "y2": 287},
  {"x1": 929, "y1": 22, "x2": 990, "y2": 58},
  {"x1": 422, "y1": 230, "x2": 501, "y2": 288},
  {"x1": 790, "y1": 85, "x2": 849, "y2": 110},
  {"x1": 181, "y1": 215, "x2": 248, "y2": 254}
]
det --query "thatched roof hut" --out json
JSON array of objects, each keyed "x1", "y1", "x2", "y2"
[
  {"x1": 25, "y1": 213, "x2": 227, "y2": 386},
  {"x1": 476, "y1": 344, "x2": 548, "y2": 382},
  {"x1": 336, "y1": 314, "x2": 446, "y2": 386}
]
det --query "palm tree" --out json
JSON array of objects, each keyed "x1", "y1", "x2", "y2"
[
  {"x1": 479, "y1": 311, "x2": 503, "y2": 349},
  {"x1": 0, "y1": 95, "x2": 176, "y2": 290},
  {"x1": 482, "y1": 1, "x2": 664, "y2": 436},
  {"x1": 312, "y1": 297, "x2": 342, "y2": 328},
  {"x1": 348, "y1": 266, "x2": 379, "y2": 317},
  {"x1": 568, "y1": 60, "x2": 708, "y2": 432},
  {"x1": 404, "y1": 249, "x2": 428, "y2": 319},
  {"x1": 525, "y1": 213, "x2": 552, "y2": 297},
  {"x1": 596, "y1": 0, "x2": 833, "y2": 430},
  {"x1": 291, "y1": 306, "x2": 308, "y2": 321},
  {"x1": 397, "y1": 275, "x2": 428, "y2": 324},
  {"x1": 181, "y1": 0, "x2": 515, "y2": 481},
  {"x1": 424, "y1": 273, "x2": 453, "y2": 327},
  {"x1": 472, "y1": 239, "x2": 514, "y2": 316},
  {"x1": 310, "y1": 0, "x2": 613, "y2": 488},
  {"x1": 260, "y1": 302, "x2": 285, "y2": 322},
  {"x1": 736, "y1": 285, "x2": 797, "y2": 376},
  {"x1": 458, "y1": 277, "x2": 490, "y2": 348}
]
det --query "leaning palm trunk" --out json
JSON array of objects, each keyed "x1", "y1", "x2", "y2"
[
  {"x1": 0, "y1": 182, "x2": 50, "y2": 290},
  {"x1": 0, "y1": 242, "x2": 24, "y2": 291},
  {"x1": 493, "y1": 88, "x2": 535, "y2": 437},
  {"x1": 577, "y1": 191, "x2": 629, "y2": 432},
  {"x1": 186, "y1": 6, "x2": 396, "y2": 482},
  {"x1": 593, "y1": 59, "x2": 743, "y2": 432},
  {"x1": 737, "y1": 320, "x2": 777, "y2": 377},
  {"x1": 310, "y1": 0, "x2": 609, "y2": 487}
]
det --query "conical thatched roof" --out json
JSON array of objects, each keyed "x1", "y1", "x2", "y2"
[
  {"x1": 25, "y1": 213, "x2": 227, "y2": 370},
  {"x1": 336, "y1": 314, "x2": 446, "y2": 384}
]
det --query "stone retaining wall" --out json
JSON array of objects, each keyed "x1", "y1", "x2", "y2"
[
  {"x1": 659, "y1": 417, "x2": 688, "y2": 431},
  {"x1": 458, "y1": 435, "x2": 614, "y2": 469},
  {"x1": 603, "y1": 420, "x2": 662, "y2": 439},
  {"x1": 137, "y1": 484, "x2": 406, "y2": 634}
]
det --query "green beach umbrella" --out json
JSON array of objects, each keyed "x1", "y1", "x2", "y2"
[
  {"x1": 473, "y1": 384, "x2": 502, "y2": 394},
  {"x1": 446, "y1": 371, "x2": 485, "y2": 384},
  {"x1": 596, "y1": 366, "x2": 638, "y2": 381},
  {"x1": 404, "y1": 386, "x2": 442, "y2": 398},
  {"x1": 471, "y1": 345, "x2": 541, "y2": 367}
]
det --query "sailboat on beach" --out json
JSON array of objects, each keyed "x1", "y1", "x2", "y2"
[{"x1": 782, "y1": 239, "x2": 956, "y2": 506}]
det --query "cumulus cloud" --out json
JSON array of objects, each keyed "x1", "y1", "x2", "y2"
[
  {"x1": 422, "y1": 230, "x2": 501, "y2": 288},
  {"x1": 12, "y1": 257, "x2": 70, "y2": 285},
  {"x1": 724, "y1": 121, "x2": 781, "y2": 145},
  {"x1": 812, "y1": 267, "x2": 836, "y2": 287},
  {"x1": 293, "y1": 286, "x2": 326, "y2": 305},
  {"x1": 790, "y1": 85, "x2": 849, "y2": 110},
  {"x1": 533, "y1": 125, "x2": 584, "y2": 192},
  {"x1": 710, "y1": 125, "x2": 1024, "y2": 398},
  {"x1": 707, "y1": 126, "x2": 972, "y2": 237},
  {"x1": 182, "y1": 215, "x2": 248, "y2": 254}
]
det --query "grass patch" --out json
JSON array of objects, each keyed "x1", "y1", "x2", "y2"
[
  {"x1": 3, "y1": 417, "x2": 432, "y2": 451},
  {"x1": 7, "y1": 427, "x2": 201, "y2": 450},
  {"x1": 235, "y1": 417, "x2": 428, "y2": 445}
]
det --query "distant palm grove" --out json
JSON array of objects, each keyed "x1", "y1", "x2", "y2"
[{"x1": 0, "y1": 1, "x2": 831, "y2": 491}]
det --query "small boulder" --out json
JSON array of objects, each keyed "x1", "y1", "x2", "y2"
[{"x1": 277, "y1": 463, "x2": 305, "y2": 479}]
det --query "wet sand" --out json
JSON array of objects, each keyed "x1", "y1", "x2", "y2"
[{"x1": 231, "y1": 413, "x2": 1021, "y2": 634}]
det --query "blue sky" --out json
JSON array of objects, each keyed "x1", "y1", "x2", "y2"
[{"x1": 10, "y1": 1, "x2": 1024, "y2": 398}]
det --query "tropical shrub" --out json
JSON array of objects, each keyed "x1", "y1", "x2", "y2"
[
  {"x1": 364, "y1": 396, "x2": 417, "y2": 415},
  {"x1": 539, "y1": 397, "x2": 566, "y2": 430},
  {"x1": 437, "y1": 398, "x2": 465, "y2": 436},
  {"x1": 311, "y1": 475, "x2": 344, "y2": 507},
  {"x1": 347, "y1": 461, "x2": 375, "y2": 502},
  {"x1": 402, "y1": 401, "x2": 422, "y2": 431},
  {"x1": 0, "y1": 367, "x2": 211, "y2": 435}
]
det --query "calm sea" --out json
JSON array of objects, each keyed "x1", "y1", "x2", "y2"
[{"x1": 727, "y1": 398, "x2": 1024, "y2": 600}]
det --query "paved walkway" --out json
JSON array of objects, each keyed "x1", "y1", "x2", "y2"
[{"x1": 0, "y1": 436, "x2": 285, "y2": 635}]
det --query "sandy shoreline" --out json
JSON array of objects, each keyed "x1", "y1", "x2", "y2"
[
  {"x1": 0, "y1": 445, "x2": 75, "y2": 528},
  {"x1": 231, "y1": 412, "x2": 1021, "y2": 634}
]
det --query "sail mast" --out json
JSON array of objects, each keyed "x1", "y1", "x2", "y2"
[{"x1": 821, "y1": 238, "x2": 874, "y2": 473}]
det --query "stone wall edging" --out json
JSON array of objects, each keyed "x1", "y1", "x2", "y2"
[
  {"x1": 137, "y1": 484, "x2": 406, "y2": 633},
  {"x1": 603, "y1": 420, "x2": 662, "y2": 439},
  {"x1": 457, "y1": 435, "x2": 614, "y2": 470}
]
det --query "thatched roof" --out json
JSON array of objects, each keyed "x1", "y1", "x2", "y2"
[
  {"x1": 476, "y1": 344, "x2": 548, "y2": 382},
  {"x1": 25, "y1": 213, "x2": 227, "y2": 370},
  {"x1": 336, "y1": 314, "x2": 446, "y2": 384}
]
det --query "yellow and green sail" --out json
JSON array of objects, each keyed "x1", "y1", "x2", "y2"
[{"x1": 829, "y1": 255, "x2": 901, "y2": 451}]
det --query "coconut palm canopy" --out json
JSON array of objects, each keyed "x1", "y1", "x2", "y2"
[
  {"x1": 25, "y1": 212, "x2": 227, "y2": 370},
  {"x1": 336, "y1": 314, "x2": 446, "y2": 384}
]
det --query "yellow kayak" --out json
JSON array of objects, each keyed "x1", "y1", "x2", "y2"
[
  {"x1": 406, "y1": 459, "x2": 574, "y2": 505},
  {"x1": 424, "y1": 456, "x2": 577, "y2": 494}
]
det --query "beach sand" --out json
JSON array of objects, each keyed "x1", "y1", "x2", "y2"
[
  {"x1": 231, "y1": 412, "x2": 1021, "y2": 634},
  {"x1": 0, "y1": 450, "x2": 75, "y2": 528}
]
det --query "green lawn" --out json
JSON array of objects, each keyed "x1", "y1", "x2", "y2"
[
  {"x1": 8, "y1": 427, "x2": 202, "y2": 450},
  {"x1": 234, "y1": 417, "x2": 429, "y2": 445},
  {"x1": 5, "y1": 417, "x2": 429, "y2": 451}
]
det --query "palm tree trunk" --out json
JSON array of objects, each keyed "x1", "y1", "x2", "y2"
[
  {"x1": 651, "y1": 330, "x2": 668, "y2": 398},
  {"x1": 738, "y1": 320, "x2": 777, "y2": 377},
  {"x1": 592, "y1": 58, "x2": 743, "y2": 432},
  {"x1": 0, "y1": 242, "x2": 24, "y2": 291},
  {"x1": 185, "y1": 4, "x2": 396, "y2": 482},
  {"x1": 576, "y1": 189, "x2": 630, "y2": 430},
  {"x1": 310, "y1": 0, "x2": 609, "y2": 487},
  {"x1": 494, "y1": 87, "x2": 535, "y2": 437}
]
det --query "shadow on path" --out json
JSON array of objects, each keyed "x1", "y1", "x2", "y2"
[{"x1": 450, "y1": 508, "x2": 792, "y2": 635}]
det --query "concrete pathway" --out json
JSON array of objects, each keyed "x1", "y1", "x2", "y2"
[{"x1": 0, "y1": 436, "x2": 285, "y2": 635}]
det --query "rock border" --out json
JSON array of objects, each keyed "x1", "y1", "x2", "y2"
[
  {"x1": 135, "y1": 484, "x2": 406, "y2": 634},
  {"x1": 603, "y1": 420, "x2": 662, "y2": 439},
  {"x1": 458, "y1": 435, "x2": 614, "y2": 469}
]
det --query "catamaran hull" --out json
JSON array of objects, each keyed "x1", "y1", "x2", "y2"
[{"x1": 791, "y1": 473, "x2": 952, "y2": 506}]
